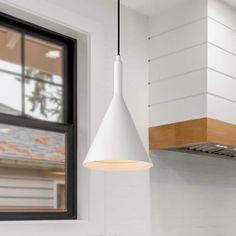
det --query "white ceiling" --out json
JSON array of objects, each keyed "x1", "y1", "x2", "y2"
[
  {"x1": 122, "y1": 0, "x2": 236, "y2": 16},
  {"x1": 121, "y1": 0, "x2": 190, "y2": 16}
]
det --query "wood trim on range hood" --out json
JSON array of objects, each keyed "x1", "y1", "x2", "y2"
[{"x1": 149, "y1": 118, "x2": 236, "y2": 150}]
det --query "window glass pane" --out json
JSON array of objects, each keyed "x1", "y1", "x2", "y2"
[
  {"x1": 25, "y1": 35, "x2": 63, "y2": 85},
  {"x1": 0, "y1": 26, "x2": 21, "y2": 74},
  {"x1": 0, "y1": 123, "x2": 66, "y2": 211},
  {"x1": 0, "y1": 71, "x2": 22, "y2": 115},
  {"x1": 25, "y1": 79, "x2": 63, "y2": 122}
]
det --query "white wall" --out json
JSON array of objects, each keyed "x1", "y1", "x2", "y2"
[
  {"x1": 0, "y1": 1, "x2": 150, "y2": 236},
  {"x1": 151, "y1": 150, "x2": 236, "y2": 236}
]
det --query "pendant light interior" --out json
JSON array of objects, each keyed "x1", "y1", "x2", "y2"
[{"x1": 83, "y1": 160, "x2": 153, "y2": 171}]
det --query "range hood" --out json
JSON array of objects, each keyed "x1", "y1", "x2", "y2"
[
  {"x1": 147, "y1": 0, "x2": 236, "y2": 160},
  {"x1": 149, "y1": 118, "x2": 236, "y2": 159}
]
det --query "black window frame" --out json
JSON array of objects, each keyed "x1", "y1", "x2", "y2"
[{"x1": 0, "y1": 12, "x2": 77, "y2": 221}]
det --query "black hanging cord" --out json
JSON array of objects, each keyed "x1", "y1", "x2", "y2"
[{"x1": 118, "y1": 0, "x2": 120, "y2": 55}]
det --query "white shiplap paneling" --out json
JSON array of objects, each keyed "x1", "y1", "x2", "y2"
[
  {"x1": 149, "y1": 0, "x2": 208, "y2": 127},
  {"x1": 150, "y1": 69, "x2": 207, "y2": 105},
  {"x1": 206, "y1": 0, "x2": 236, "y2": 124},
  {"x1": 208, "y1": 68, "x2": 236, "y2": 103},
  {"x1": 149, "y1": 18, "x2": 207, "y2": 59},
  {"x1": 149, "y1": 43, "x2": 207, "y2": 82},
  {"x1": 208, "y1": 17, "x2": 236, "y2": 55},
  {"x1": 207, "y1": 93, "x2": 236, "y2": 125},
  {"x1": 208, "y1": 43, "x2": 236, "y2": 80},
  {"x1": 149, "y1": 94, "x2": 207, "y2": 127},
  {"x1": 149, "y1": 0, "x2": 236, "y2": 127}
]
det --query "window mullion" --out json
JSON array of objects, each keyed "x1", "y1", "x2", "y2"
[
  {"x1": 21, "y1": 33, "x2": 25, "y2": 116},
  {"x1": 0, "y1": 113, "x2": 69, "y2": 133}
]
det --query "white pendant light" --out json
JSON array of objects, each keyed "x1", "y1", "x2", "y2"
[{"x1": 83, "y1": 0, "x2": 153, "y2": 171}]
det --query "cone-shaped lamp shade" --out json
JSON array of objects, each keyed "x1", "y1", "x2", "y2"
[{"x1": 83, "y1": 56, "x2": 153, "y2": 171}]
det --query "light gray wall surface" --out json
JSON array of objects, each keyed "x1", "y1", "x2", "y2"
[{"x1": 151, "y1": 150, "x2": 236, "y2": 236}]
